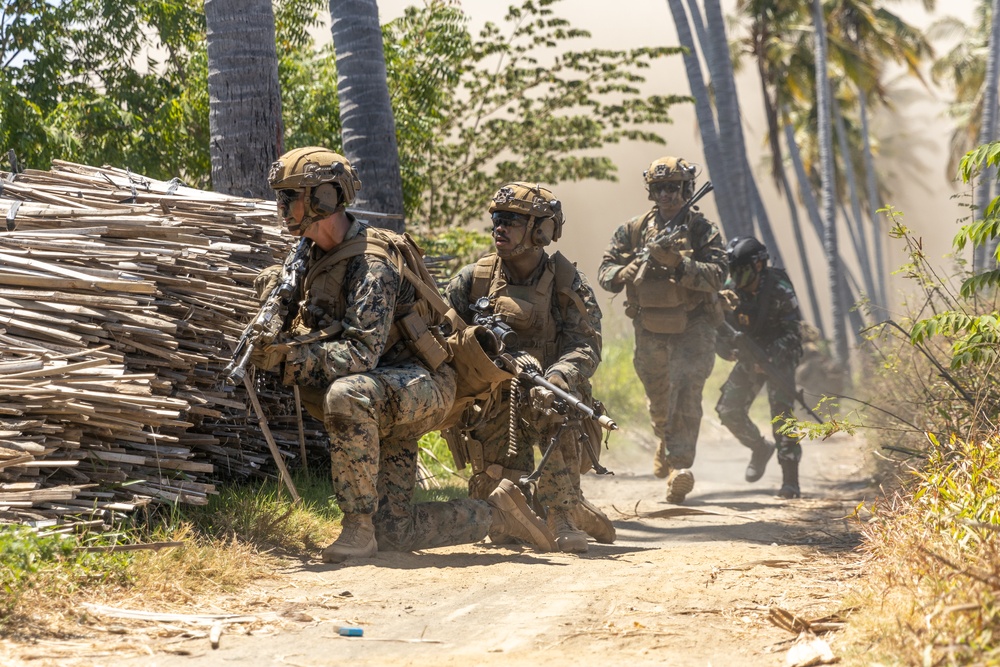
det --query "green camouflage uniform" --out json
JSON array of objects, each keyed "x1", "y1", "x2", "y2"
[
  {"x1": 715, "y1": 266, "x2": 804, "y2": 464},
  {"x1": 598, "y1": 208, "x2": 727, "y2": 471},
  {"x1": 444, "y1": 252, "x2": 602, "y2": 514},
  {"x1": 271, "y1": 217, "x2": 493, "y2": 551}
]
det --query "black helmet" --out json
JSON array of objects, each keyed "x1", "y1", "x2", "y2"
[{"x1": 726, "y1": 236, "x2": 768, "y2": 289}]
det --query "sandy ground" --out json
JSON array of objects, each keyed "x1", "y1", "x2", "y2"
[{"x1": 3, "y1": 417, "x2": 873, "y2": 667}]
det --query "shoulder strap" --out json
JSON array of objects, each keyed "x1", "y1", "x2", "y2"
[
  {"x1": 627, "y1": 210, "x2": 656, "y2": 250},
  {"x1": 470, "y1": 254, "x2": 500, "y2": 302},
  {"x1": 551, "y1": 251, "x2": 588, "y2": 319}
]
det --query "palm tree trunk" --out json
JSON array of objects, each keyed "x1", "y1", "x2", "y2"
[
  {"x1": 667, "y1": 0, "x2": 739, "y2": 236},
  {"x1": 813, "y1": 0, "x2": 850, "y2": 375},
  {"x1": 777, "y1": 130, "x2": 825, "y2": 336},
  {"x1": 204, "y1": 0, "x2": 283, "y2": 198},
  {"x1": 832, "y1": 94, "x2": 877, "y2": 306},
  {"x1": 746, "y1": 155, "x2": 784, "y2": 267},
  {"x1": 700, "y1": 0, "x2": 753, "y2": 234},
  {"x1": 977, "y1": 0, "x2": 1000, "y2": 266},
  {"x1": 330, "y1": 0, "x2": 406, "y2": 231},
  {"x1": 858, "y1": 94, "x2": 888, "y2": 309}
]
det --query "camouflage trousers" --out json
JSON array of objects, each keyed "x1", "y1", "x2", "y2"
[
  {"x1": 302, "y1": 360, "x2": 492, "y2": 552},
  {"x1": 465, "y1": 388, "x2": 582, "y2": 514},
  {"x1": 715, "y1": 356, "x2": 802, "y2": 463},
  {"x1": 633, "y1": 316, "x2": 717, "y2": 470}
]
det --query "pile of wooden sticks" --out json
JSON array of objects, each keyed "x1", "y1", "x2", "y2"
[{"x1": 0, "y1": 160, "x2": 324, "y2": 529}]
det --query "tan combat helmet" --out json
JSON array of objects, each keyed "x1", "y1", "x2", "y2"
[
  {"x1": 643, "y1": 156, "x2": 698, "y2": 200},
  {"x1": 489, "y1": 182, "x2": 564, "y2": 248},
  {"x1": 268, "y1": 147, "x2": 362, "y2": 232}
]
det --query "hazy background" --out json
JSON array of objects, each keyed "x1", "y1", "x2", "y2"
[{"x1": 323, "y1": 0, "x2": 979, "y2": 332}]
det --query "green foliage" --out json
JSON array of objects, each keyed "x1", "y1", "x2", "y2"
[
  {"x1": 181, "y1": 469, "x2": 342, "y2": 552},
  {"x1": 1, "y1": 0, "x2": 210, "y2": 182},
  {"x1": 287, "y1": 0, "x2": 687, "y2": 227},
  {"x1": 417, "y1": 431, "x2": 470, "y2": 498},
  {"x1": 0, "y1": 527, "x2": 129, "y2": 623},
  {"x1": 408, "y1": 0, "x2": 686, "y2": 228},
  {"x1": 4, "y1": 0, "x2": 685, "y2": 228}
]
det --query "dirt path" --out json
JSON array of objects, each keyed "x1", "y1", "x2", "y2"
[{"x1": 7, "y1": 421, "x2": 871, "y2": 667}]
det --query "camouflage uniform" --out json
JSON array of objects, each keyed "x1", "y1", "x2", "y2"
[
  {"x1": 277, "y1": 216, "x2": 493, "y2": 551},
  {"x1": 598, "y1": 207, "x2": 727, "y2": 473},
  {"x1": 444, "y1": 252, "x2": 602, "y2": 515},
  {"x1": 715, "y1": 266, "x2": 804, "y2": 464}
]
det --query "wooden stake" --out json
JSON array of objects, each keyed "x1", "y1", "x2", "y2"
[
  {"x1": 293, "y1": 385, "x2": 308, "y2": 472},
  {"x1": 242, "y1": 374, "x2": 300, "y2": 502}
]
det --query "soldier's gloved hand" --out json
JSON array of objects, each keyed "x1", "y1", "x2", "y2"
[
  {"x1": 615, "y1": 260, "x2": 641, "y2": 285},
  {"x1": 254, "y1": 265, "x2": 283, "y2": 302},
  {"x1": 544, "y1": 372, "x2": 571, "y2": 393},
  {"x1": 719, "y1": 289, "x2": 740, "y2": 312},
  {"x1": 648, "y1": 242, "x2": 683, "y2": 269},
  {"x1": 249, "y1": 342, "x2": 287, "y2": 373}
]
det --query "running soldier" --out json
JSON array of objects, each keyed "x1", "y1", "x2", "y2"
[
  {"x1": 715, "y1": 236, "x2": 805, "y2": 498},
  {"x1": 445, "y1": 182, "x2": 616, "y2": 553},
  {"x1": 251, "y1": 147, "x2": 555, "y2": 563},
  {"x1": 597, "y1": 157, "x2": 727, "y2": 503}
]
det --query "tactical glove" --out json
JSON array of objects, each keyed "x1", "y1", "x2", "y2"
[
  {"x1": 648, "y1": 242, "x2": 683, "y2": 268},
  {"x1": 254, "y1": 265, "x2": 283, "y2": 302},
  {"x1": 616, "y1": 260, "x2": 641, "y2": 285},
  {"x1": 249, "y1": 343, "x2": 287, "y2": 373}
]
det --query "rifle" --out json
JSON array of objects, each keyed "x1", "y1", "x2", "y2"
[
  {"x1": 224, "y1": 237, "x2": 312, "y2": 385},
  {"x1": 721, "y1": 319, "x2": 822, "y2": 422},
  {"x1": 633, "y1": 181, "x2": 714, "y2": 286},
  {"x1": 469, "y1": 297, "x2": 617, "y2": 479}
]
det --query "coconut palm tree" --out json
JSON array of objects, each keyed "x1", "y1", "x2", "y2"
[
  {"x1": 204, "y1": 0, "x2": 283, "y2": 198},
  {"x1": 813, "y1": 0, "x2": 849, "y2": 372},
  {"x1": 329, "y1": 0, "x2": 406, "y2": 231}
]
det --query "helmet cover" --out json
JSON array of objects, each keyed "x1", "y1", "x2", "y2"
[{"x1": 489, "y1": 182, "x2": 564, "y2": 247}]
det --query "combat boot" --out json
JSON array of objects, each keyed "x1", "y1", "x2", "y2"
[
  {"x1": 745, "y1": 440, "x2": 776, "y2": 483},
  {"x1": 666, "y1": 468, "x2": 695, "y2": 504},
  {"x1": 572, "y1": 497, "x2": 616, "y2": 544},
  {"x1": 549, "y1": 509, "x2": 589, "y2": 553},
  {"x1": 321, "y1": 513, "x2": 377, "y2": 563},
  {"x1": 776, "y1": 460, "x2": 801, "y2": 499},
  {"x1": 653, "y1": 442, "x2": 669, "y2": 479},
  {"x1": 487, "y1": 479, "x2": 557, "y2": 552}
]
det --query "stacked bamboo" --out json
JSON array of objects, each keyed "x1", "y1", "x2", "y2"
[{"x1": 0, "y1": 160, "x2": 325, "y2": 528}]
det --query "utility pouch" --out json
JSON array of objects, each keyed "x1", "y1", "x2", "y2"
[
  {"x1": 399, "y1": 311, "x2": 450, "y2": 371},
  {"x1": 638, "y1": 306, "x2": 688, "y2": 334},
  {"x1": 493, "y1": 295, "x2": 534, "y2": 326}
]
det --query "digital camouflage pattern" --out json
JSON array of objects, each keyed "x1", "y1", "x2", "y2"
[
  {"x1": 598, "y1": 207, "x2": 727, "y2": 474},
  {"x1": 444, "y1": 252, "x2": 602, "y2": 512},
  {"x1": 261, "y1": 217, "x2": 495, "y2": 551},
  {"x1": 715, "y1": 266, "x2": 804, "y2": 463}
]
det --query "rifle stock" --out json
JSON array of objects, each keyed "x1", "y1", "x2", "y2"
[{"x1": 721, "y1": 320, "x2": 822, "y2": 422}]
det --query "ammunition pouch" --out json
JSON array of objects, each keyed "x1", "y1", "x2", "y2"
[{"x1": 398, "y1": 310, "x2": 450, "y2": 371}]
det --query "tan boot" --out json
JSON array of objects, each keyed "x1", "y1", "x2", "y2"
[
  {"x1": 322, "y1": 513, "x2": 377, "y2": 563},
  {"x1": 653, "y1": 442, "x2": 669, "y2": 479},
  {"x1": 549, "y1": 509, "x2": 589, "y2": 553},
  {"x1": 572, "y1": 497, "x2": 616, "y2": 544},
  {"x1": 487, "y1": 479, "x2": 557, "y2": 552},
  {"x1": 666, "y1": 468, "x2": 695, "y2": 504}
]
